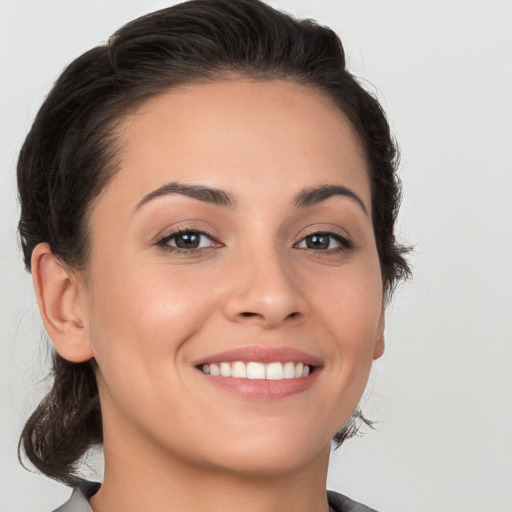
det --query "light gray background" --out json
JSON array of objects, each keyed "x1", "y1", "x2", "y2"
[{"x1": 1, "y1": 1, "x2": 511, "y2": 511}]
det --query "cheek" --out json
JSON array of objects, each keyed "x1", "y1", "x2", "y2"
[
  {"x1": 84, "y1": 260, "x2": 221, "y2": 427},
  {"x1": 85, "y1": 257, "x2": 220, "y2": 367},
  {"x1": 306, "y1": 258, "x2": 383, "y2": 385},
  {"x1": 311, "y1": 260, "x2": 383, "y2": 334}
]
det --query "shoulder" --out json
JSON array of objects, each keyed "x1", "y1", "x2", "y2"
[
  {"x1": 51, "y1": 481, "x2": 100, "y2": 512},
  {"x1": 327, "y1": 490, "x2": 380, "y2": 512}
]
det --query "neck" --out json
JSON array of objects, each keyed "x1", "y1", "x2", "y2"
[{"x1": 90, "y1": 423, "x2": 332, "y2": 512}]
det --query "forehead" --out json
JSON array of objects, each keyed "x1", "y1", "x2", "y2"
[{"x1": 99, "y1": 79, "x2": 370, "y2": 213}]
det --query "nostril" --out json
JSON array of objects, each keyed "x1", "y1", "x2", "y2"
[{"x1": 240, "y1": 311, "x2": 299, "y2": 320}]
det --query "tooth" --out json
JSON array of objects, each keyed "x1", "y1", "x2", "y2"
[
  {"x1": 231, "y1": 361, "x2": 247, "y2": 378},
  {"x1": 266, "y1": 362, "x2": 284, "y2": 380},
  {"x1": 220, "y1": 362, "x2": 231, "y2": 377},
  {"x1": 205, "y1": 361, "x2": 311, "y2": 380},
  {"x1": 283, "y1": 362, "x2": 295, "y2": 379},
  {"x1": 247, "y1": 362, "x2": 266, "y2": 380}
]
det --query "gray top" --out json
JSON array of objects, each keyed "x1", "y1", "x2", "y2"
[{"x1": 52, "y1": 481, "x2": 379, "y2": 512}]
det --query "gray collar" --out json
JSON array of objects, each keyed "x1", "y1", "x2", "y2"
[
  {"x1": 52, "y1": 481, "x2": 378, "y2": 512},
  {"x1": 51, "y1": 481, "x2": 99, "y2": 512}
]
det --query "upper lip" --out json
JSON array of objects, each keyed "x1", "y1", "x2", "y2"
[{"x1": 193, "y1": 346, "x2": 323, "y2": 367}]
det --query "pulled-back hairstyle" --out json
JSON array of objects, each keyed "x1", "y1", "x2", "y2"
[{"x1": 17, "y1": 0, "x2": 410, "y2": 484}]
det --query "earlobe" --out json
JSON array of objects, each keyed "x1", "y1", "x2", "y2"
[{"x1": 31, "y1": 243, "x2": 93, "y2": 363}]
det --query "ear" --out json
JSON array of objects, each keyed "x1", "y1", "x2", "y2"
[
  {"x1": 31, "y1": 243, "x2": 93, "y2": 363},
  {"x1": 373, "y1": 303, "x2": 385, "y2": 360}
]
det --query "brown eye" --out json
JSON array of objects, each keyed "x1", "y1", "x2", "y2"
[
  {"x1": 173, "y1": 232, "x2": 202, "y2": 249},
  {"x1": 305, "y1": 234, "x2": 331, "y2": 250},
  {"x1": 296, "y1": 232, "x2": 351, "y2": 251},
  {"x1": 160, "y1": 230, "x2": 216, "y2": 250}
]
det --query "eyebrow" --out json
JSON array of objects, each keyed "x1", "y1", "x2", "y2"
[
  {"x1": 135, "y1": 182, "x2": 237, "y2": 210},
  {"x1": 293, "y1": 185, "x2": 368, "y2": 215},
  {"x1": 135, "y1": 182, "x2": 367, "y2": 215}
]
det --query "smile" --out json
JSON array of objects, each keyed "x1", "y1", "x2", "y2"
[
  {"x1": 193, "y1": 346, "x2": 321, "y2": 398},
  {"x1": 201, "y1": 361, "x2": 312, "y2": 380}
]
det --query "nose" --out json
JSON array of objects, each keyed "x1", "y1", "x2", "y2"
[{"x1": 222, "y1": 249, "x2": 308, "y2": 328}]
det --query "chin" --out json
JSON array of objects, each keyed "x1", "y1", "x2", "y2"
[{"x1": 194, "y1": 426, "x2": 332, "y2": 476}]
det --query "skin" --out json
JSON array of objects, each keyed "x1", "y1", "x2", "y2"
[{"x1": 33, "y1": 79, "x2": 385, "y2": 512}]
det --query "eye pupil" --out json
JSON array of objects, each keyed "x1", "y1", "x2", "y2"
[
  {"x1": 307, "y1": 234, "x2": 329, "y2": 249},
  {"x1": 175, "y1": 232, "x2": 200, "y2": 249}
]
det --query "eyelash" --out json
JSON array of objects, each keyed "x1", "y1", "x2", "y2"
[
  {"x1": 155, "y1": 228, "x2": 353, "y2": 255},
  {"x1": 156, "y1": 228, "x2": 220, "y2": 254},
  {"x1": 295, "y1": 230, "x2": 354, "y2": 253}
]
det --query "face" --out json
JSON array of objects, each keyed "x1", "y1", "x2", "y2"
[{"x1": 78, "y1": 79, "x2": 384, "y2": 475}]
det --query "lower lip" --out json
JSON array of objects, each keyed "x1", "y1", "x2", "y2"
[{"x1": 198, "y1": 369, "x2": 320, "y2": 399}]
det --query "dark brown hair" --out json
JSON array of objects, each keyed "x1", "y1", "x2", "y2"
[{"x1": 17, "y1": 0, "x2": 410, "y2": 484}]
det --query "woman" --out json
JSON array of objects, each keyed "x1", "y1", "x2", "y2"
[{"x1": 17, "y1": 1, "x2": 409, "y2": 511}]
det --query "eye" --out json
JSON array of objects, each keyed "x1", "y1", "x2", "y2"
[
  {"x1": 296, "y1": 232, "x2": 352, "y2": 251},
  {"x1": 157, "y1": 229, "x2": 218, "y2": 251}
]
